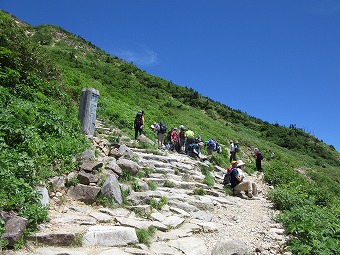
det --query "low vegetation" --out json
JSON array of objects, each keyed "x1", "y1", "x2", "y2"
[{"x1": 0, "y1": 10, "x2": 339, "y2": 254}]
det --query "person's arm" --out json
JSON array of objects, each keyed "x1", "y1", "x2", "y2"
[{"x1": 236, "y1": 174, "x2": 244, "y2": 182}]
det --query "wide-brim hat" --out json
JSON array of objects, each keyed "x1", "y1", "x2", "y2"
[
  {"x1": 231, "y1": 160, "x2": 238, "y2": 166},
  {"x1": 237, "y1": 160, "x2": 245, "y2": 167}
]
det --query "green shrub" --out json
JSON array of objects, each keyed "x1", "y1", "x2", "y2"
[
  {"x1": 121, "y1": 169, "x2": 132, "y2": 182},
  {"x1": 131, "y1": 180, "x2": 141, "y2": 192},
  {"x1": 149, "y1": 196, "x2": 167, "y2": 210},
  {"x1": 193, "y1": 187, "x2": 206, "y2": 196},
  {"x1": 136, "y1": 226, "x2": 156, "y2": 244},
  {"x1": 163, "y1": 180, "x2": 175, "y2": 188},
  {"x1": 277, "y1": 205, "x2": 340, "y2": 255},
  {"x1": 147, "y1": 181, "x2": 157, "y2": 191}
]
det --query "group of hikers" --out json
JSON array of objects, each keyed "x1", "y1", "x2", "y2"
[
  {"x1": 133, "y1": 111, "x2": 222, "y2": 160},
  {"x1": 133, "y1": 110, "x2": 264, "y2": 199}
]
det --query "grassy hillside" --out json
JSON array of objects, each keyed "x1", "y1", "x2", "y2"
[{"x1": 0, "y1": 10, "x2": 339, "y2": 254}]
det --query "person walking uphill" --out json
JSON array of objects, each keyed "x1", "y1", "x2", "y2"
[
  {"x1": 254, "y1": 148, "x2": 263, "y2": 172},
  {"x1": 134, "y1": 111, "x2": 144, "y2": 140},
  {"x1": 229, "y1": 140, "x2": 237, "y2": 162}
]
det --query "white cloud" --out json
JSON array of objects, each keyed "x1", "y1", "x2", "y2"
[{"x1": 114, "y1": 46, "x2": 159, "y2": 66}]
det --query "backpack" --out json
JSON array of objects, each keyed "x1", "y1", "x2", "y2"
[
  {"x1": 257, "y1": 151, "x2": 264, "y2": 160},
  {"x1": 166, "y1": 130, "x2": 172, "y2": 143},
  {"x1": 159, "y1": 122, "x2": 167, "y2": 134},
  {"x1": 223, "y1": 168, "x2": 232, "y2": 187},
  {"x1": 135, "y1": 112, "x2": 143, "y2": 127},
  {"x1": 234, "y1": 143, "x2": 239, "y2": 153},
  {"x1": 216, "y1": 143, "x2": 222, "y2": 154},
  {"x1": 207, "y1": 139, "x2": 216, "y2": 150}
]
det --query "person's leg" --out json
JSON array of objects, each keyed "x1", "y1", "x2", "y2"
[
  {"x1": 134, "y1": 128, "x2": 138, "y2": 140},
  {"x1": 252, "y1": 182, "x2": 258, "y2": 197},
  {"x1": 159, "y1": 133, "x2": 164, "y2": 146},
  {"x1": 256, "y1": 159, "x2": 262, "y2": 171},
  {"x1": 233, "y1": 182, "x2": 248, "y2": 194},
  {"x1": 234, "y1": 181, "x2": 253, "y2": 198}
]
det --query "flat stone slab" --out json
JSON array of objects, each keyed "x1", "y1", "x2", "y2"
[
  {"x1": 83, "y1": 226, "x2": 138, "y2": 247},
  {"x1": 168, "y1": 237, "x2": 207, "y2": 255}
]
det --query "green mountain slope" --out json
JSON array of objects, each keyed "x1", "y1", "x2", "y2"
[{"x1": 0, "y1": 10, "x2": 339, "y2": 254}]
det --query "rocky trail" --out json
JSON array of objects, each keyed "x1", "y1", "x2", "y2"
[{"x1": 7, "y1": 123, "x2": 289, "y2": 255}]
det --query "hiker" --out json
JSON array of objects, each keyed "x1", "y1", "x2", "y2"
[
  {"x1": 151, "y1": 122, "x2": 166, "y2": 148},
  {"x1": 230, "y1": 160, "x2": 258, "y2": 198},
  {"x1": 170, "y1": 128, "x2": 179, "y2": 152},
  {"x1": 184, "y1": 129, "x2": 195, "y2": 152},
  {"x1": 254, "y1": 148, "x2": 263, "y2": 171},
  {"x1": 229, "y1": 140, "x2": 237, "y2": 162},
  {"x1": 206, "y1": 139, "x2": 216, "y2": 155},
  {"x1": 187, "y1": 141, "x2": 206, "y2": 160},
  {"x1": 134, "y1": 111, "x2": 144, "y2": 140},
  {"x1": 178, "y1": 125, "x2": 186, "y2": 153}
]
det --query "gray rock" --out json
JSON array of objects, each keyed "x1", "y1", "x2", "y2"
[
  {"x1": 36, "y1": 187, "x2": 49, "y2": 206},
  {"x1": 117, "y1": 158, "x2": 139, "y2": 175},
  {"x1": 77, "y1": 170, "x2": 99, "y2": 185},
  {"x1": 105, "y1": 160, "x2": 123, "y2": 175},
  {"x1": 83, "y1": 226, "x2": 138, "y2": 247},
  {"x1": 211, "y1": 240, "x2": 248, "y2": 255},
  {"x1": 99, "y1": 207, "x2": 131, "y2": 217},
  {"x1": 150, "y1": 241, "x2": 182, "y2": 255},
  {"x1": 138, "y1": 134, "x2": 155, "y2": 145},
  {"x1": 30, "y1": 232, "x2": 76, "y2": 246},
  {"x1": 68, "y1": 184, "x2": 101, "y2": 203},
  {"x1": 79, "y1": 161, "x2": 103, "y2": 172},
  {"x1": 101, "y1": 174, "x2": 123, "y2": 205},
  {"x1": 2, "y1": 215, "x2": 28, "y2": 247},
  {"x1": 89, "y1": 212, "x2": 112, "y2": 223},
  {"x1": 162, "y1": 215, "x2": 185, "y2": 228},
  {"x1": 80, "y1": 149, "x2": 95, "y2": 161},
  {"x1": 118, "y1": 144, "x2": 134, "y2": 159},
  {"x1": 115, "y1": 217, "x2": 167, "y2": 231},
  {"x1": 49, "y1": 176, "x2": 65, "y2": 192},
  {"x1": 168, "y1": 237, "x2": 207, "y2": 255},
  {"x1": 168, "y1": 200, "x2": 199, "y2": 212},
  {"x1": 192, "y1": 210, "x2": 213, "y2": 222}
]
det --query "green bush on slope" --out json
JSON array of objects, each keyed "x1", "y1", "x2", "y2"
[{"x1": 0, "y1": 11, "x2": 90, "y2": 245}]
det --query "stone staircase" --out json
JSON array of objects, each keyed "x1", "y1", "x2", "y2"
[{"x1": 8, "y1": 124, "x2": 289, "y2": 255}]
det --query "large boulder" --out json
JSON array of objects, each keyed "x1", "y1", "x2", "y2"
[
  {"x1": 79, "y1": 161, "x2": 103, "y2": 173},
  {"x1": 2, "y1": 215, "x2": 28, "y2": 247},
  {"x1": 68, "y1": 184, "x2": 101, "y2": 203},
  {"x1": 101, "y1": 174, "x2": 123, "y2": 205},
  {"x1": 116, "y1": 158, "x2": 139, "y2": 175}
]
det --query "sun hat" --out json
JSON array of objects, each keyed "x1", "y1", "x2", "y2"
[
  {"x1": 231, "y1": 160, "x2": 238, "y2": 166},
  {"x1": 237, "y1": 160, "x2": 245, "y2": 167}
]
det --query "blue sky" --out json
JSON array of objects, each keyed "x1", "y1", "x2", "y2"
[{"x1": 2, "y1": 0, "x2": 340, "y2": 152}]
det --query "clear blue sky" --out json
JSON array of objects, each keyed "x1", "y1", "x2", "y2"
[{"x1": 2, "y1": 0, "x2": 340, "y2": 152}]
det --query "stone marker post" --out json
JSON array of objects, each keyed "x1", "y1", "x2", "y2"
[{"x1": 78, "y1": 88, "x2": 99, "y2": 138}]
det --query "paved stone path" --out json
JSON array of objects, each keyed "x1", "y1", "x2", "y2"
[{"x1": 7, "y1": 124, "x2": 289, "y2": 255}]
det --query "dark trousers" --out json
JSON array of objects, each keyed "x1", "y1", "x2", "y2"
[
  {"x1": 229, "y1": 151, "x2": 236, "y2": 162},
  {"x1": 134, "y1": 127, "x2": 143, "y2": 140},
  {"x1": 256, "y1": 159, "x2": 262, "y2": 171}
]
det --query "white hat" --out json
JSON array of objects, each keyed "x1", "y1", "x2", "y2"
[{"x1": 237, "y1": 160, "x2": 245, "y2": 167}]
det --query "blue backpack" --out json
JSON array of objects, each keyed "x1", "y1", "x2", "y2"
[{"x1": 207, "y1": 139, "x2": 216, "y2": 150}]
